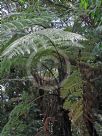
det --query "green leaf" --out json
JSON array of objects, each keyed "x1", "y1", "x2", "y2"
[{"x1": 19, "y1": 0, "x2": 25, "y2": 4}]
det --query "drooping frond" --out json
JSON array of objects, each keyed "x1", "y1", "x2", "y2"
[{"x1": 1, "y1": 28, "x2": 86, "y2": 59}]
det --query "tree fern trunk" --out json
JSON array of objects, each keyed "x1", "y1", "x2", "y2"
[{"x1": 79, "y1": 63, "x2": 102, "y2": 136}]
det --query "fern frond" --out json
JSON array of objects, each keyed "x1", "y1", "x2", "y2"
[
  {"x1": 1, "y1": 16, "x2": 53, "y2": 33},
  {"x1": 1, "y1": 29, "x2": 85, "y2": 58},
  {"x1": 1, "y1": 7, "x2": 56, "y2": 49}
]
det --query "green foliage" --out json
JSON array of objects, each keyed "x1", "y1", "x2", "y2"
[
  {"x1": 80, "y1": 0, "x2": 102, "y2": 25},
  {"x1": 61, "y1": 70, "x2": 83, "y2": 122},
  {"x1": 93, "y1": 43, "x2": 102, "y2": 61},
  {"x1": 0, "y1": 104, "x2": 9, "y2": 133},
  {"x1": 0, "y1": 28, "x2": 85, "y2": 80},
  {"x1": 1, "y1": 28, "x2": 85, "y2": 58},
  {"x1": 1, "y1": 92, "x2": 42, "y2": 136}
]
